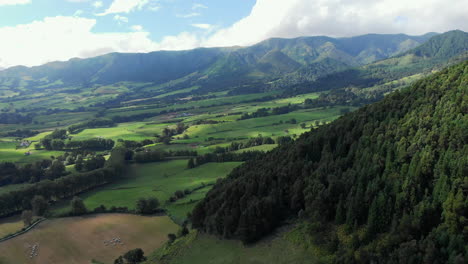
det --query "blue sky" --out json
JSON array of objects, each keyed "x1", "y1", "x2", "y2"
[
  {"x1": 0, "y1": 0, "x2": 255, "y2": 40},
  {"x1": 0, "y1": 0, "x2": 466, "y2": 68}
]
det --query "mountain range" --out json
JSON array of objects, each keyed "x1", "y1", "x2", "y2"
[{"x1": 0, "y1": 32, "x2": 441, "y2": 88}]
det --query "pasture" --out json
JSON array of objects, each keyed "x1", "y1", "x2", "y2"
[
  {"x1": 146, "y1": 229, "x2": 320, "y2": 264},
  {"x1": 53, "y1": 160, "x2": 242, "y2": 223},
  {"x1": 0, "y1": 214, "x2": 178, "y2": 264},
  {"x1": 0, "y1": 140, "x2": 63, "y2": 164}
]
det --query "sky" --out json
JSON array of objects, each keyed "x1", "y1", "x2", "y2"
[{"x1": 0, "y1": 0, "x2": 467, "y2": 69}]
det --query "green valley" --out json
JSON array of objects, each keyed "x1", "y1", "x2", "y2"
[{"x1": 0, "y1": 28, "x2": 466, "y2": 264}]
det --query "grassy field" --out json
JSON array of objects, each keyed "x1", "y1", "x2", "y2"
[
  {"x1": 0, "y1": 140, "x2": 64, "y2": 164},
  {"x1": 0, "y1": 216, "x2": 24, "y2": 239},
  {"x1": 0, "y1": 214, "x2": 178, "y2": 264},
  {"x1": 53, "y1": 160, "x2": 241, "y2": 223},
  {"x1": 146, "y1": 228, "x2": 321, "y2": 264},
  {"x1": 182, "y1": 106, "x2": 348, "y2": 141},
  {"x1": 70, "y1": 122, "x2": 167, "y2": 141},
  {"x1": 0, "y1": 81, "x2": 354, "y2": 264}
]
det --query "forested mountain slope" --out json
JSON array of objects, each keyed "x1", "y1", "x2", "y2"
[
  {"x1": 286, "y1": 30, "x2": 468, "y2": 95},
  {"x1": 0, "y1": 33, "x2": 434, "y2": 90},
  {"x1": 192, "y1": 61, "x2": 468, "y2": 263}
]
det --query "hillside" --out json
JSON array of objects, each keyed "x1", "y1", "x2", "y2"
[
  {"x1": 287, "y1": 30, "x2": 468, "y2": 96},
  {"x1": 191, "y1": 61, "x2": 468, "y2": 263},
  {"x1": 0, "y1": 33, "x2": 434, "y2": 91}
]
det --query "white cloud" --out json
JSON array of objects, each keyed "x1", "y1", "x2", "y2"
[
  {"x1": 148, "y1": 4, "x2": 160, "y2": 11},
  {"x1": 113, "y1": 14, "x2": 128, "y2": 23},
  {"x1": 191, "y1": 24, "x2": 213, "y2": 30},
  {"x1": 0, "y1": 0, "x2": 30, "y2": 6},
  {"x1": 1, "y1": 0, "x2": 467, "y2": 68},
  {"x1": 0, "y1": 16, "x2": 160, "y2": 68},
  {"x1": 176, "y1": 12, "x2": 200, "y2": 18},
  {"x1": 98, "y1": 0, "x2": 150, "y2": 16},
  {"x1": 131, "y1": 25, "x2": 143, "y2": 31},
  {"x1": 204, "y1": 0, "x2": 468, "y2": 47},
  {"x1": 73, "y1": 9, "x2": 84, "y2": 16},
  {"x1": 0, "y1": 16, "x2": 205, "y2": 68},
  {"x1": 92, "y1": 1, "x2": 103, "y2": 8},
  {"x1": 192, "y1": 3, "x2": 207, "y2": 10}
]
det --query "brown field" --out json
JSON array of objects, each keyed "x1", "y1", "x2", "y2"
[{"x1": 0, "y1": 214, "x2": 178, "y2": 264}]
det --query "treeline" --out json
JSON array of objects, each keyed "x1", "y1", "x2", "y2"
[
  {"x1": 131, "y1": 149, "x2": 197, "y2": 163},
  {"x1": 39, "y1": 129, "x2": 115, "y2": 151},
  {"x1": 188, "y1": 151, "x2": 264, "y2": 168},
  {"x1": 213, "y1": 136, "x2": 275, "y2": 154},
  {"x1": 0, "y1": 159, "x2": 66, "y2": 186},
  {"x1": 0, "y1": 129, "x2": 39, "y2": 138},
  {"x1": 0, "y1": 112, "x2": 34, "y2": 124},
  {"x1": 191, "y1": 62, "x2": 468, "y2": 262},
  {"x1": 68, "y1": 118, "x2": 115, "y2": 134},
  {"x1": 239, "y1": 104, "x2": 297, "y2": 120},
  {"x1": 0, "y1": 147, "x2": 126, "y2": 218}
]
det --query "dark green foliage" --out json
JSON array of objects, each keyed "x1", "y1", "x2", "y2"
[
  {"x1": 187, "y1": 158, "x2": 195, "y2": 169},
  {"x1": 410, "y1": 30, "x2": 468, "y2": 59},
  {"x1": 114, "y1": 256, "x2": 124, "y2": 264},
  {"x1": 31, "y1": 195, "x2": 48, "y2": 216},
  {"x1": 213, "y1": 136, "x2": 275, "y2": 154},
  {"x1": 167, "y1": 233, "x2": 177, "y2": 243},
  {"x1": 191, "y1": 62, "x2": 468, "y2": 262},
  {"x1": 136, "y1": 197, "x2": 160, "y2": 215},
  {"x1": 193, "y1": 151, "x2": 264, "y2": 168},
  {"x1": 70, "y1": 196, "x2": 87, "y2": 215},
  {"x1": 0, "y1": 128, "x2": 39, "y2": 138},
  {"x1": 68, "y1": 118, "x2": 115, "y2": 134},
  {"x1": 240, "y1": 104, "x2": 297, "y2": 120},
  {"x1": 276, "y1": 136, "x2": 293, "y2": 145},
  {"x1": 0, "y1": 159, "x2": 59, "y2": 186},
  {"x1": 0, "y1": 112, "x2": 34, "y2": 124},
  {"x1": 0, "y1": 148, "x2": 126, "y2": 217},
  {"x1": 120, "y1": 248, "x2": 146, "y2": 264}
]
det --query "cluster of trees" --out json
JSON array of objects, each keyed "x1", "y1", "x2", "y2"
[
  {"x1": 136, "y1": 197, "x2": 160, "y2": 214},
  {"x1": 114, "y1": 248, "x2": 146, "y2": 264},
  {"x1": 213, "y1": 136, "x2": 275, "y2": 154},
  {"x1": 0, "y1": 147, "x2": 126, "y2": 217},
  {"x1": 131, "y1": 149, "x2": 196, "y2": 163},
  {"x1": 0, "y1": 112, "x2": 34, "y2": 124},
  {"x1": 70, "y1": 196, "x2": 87, "y2": 216},
  {"x1": 74, "y1": 154, "x2": 106, "y2": 172},
  {"x1": 156, "y1": 123, "x2": 188, "y2": 144},
  {"x1": 0, "y1": 159, "x2": 66, "y2": 186},
  {"x1": 119, "y1": 139, "x2": 154, "y2": 149},
  {"x1": 68, "y1": 118, "x2": 115, "y2": 134},
  {"x1": 41, "y1": 136, "x2": 115, "y2": 151},
  {"x1": 168, "y1": 189, "x2": 191, "y2": 202},
  {"x1": 191, "y1": 62, "x2": 468, "y2": 262},
  {"x1": 188, "y1": 151, "x2": 264, "y2": 168},
  {"x1": 0, "y1": 128, "x2": 39, "y2": 138},
  {"x1": 38, "y1": 129, "x2": 68, "y2": 149},
  {"x1": 239, "y1": 104, "x2": 297, "y2": 120}
]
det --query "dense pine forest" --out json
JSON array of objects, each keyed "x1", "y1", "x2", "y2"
[{"x1": 192, "y1": 61, "x2": 468, "y2": 263}]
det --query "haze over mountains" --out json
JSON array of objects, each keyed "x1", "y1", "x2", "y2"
[{"x1": 0, "y1": 31, "x2": 441, "y2": 86}]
